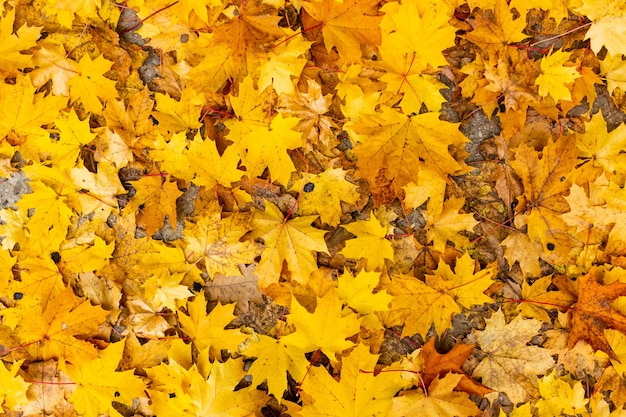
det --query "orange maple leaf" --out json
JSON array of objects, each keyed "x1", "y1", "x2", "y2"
[
  {"x1": 352, "y1": 106, "x2": 468, "y2": 204},
  {"x1": 418, "y1": 338, "x2": 492, "y2": 396},
  {"x1": 302, "y1": 0, "x2": 382, "y2": 63},
  {"x1": 569, "y1": 268, "x2": 626, "y2": 358},
  {"x1": 131, "y1": 172, "x2": 182, "y2": 235},
  {"x1": 510, "y1": 135, "x2": 579, "y2": 254}
]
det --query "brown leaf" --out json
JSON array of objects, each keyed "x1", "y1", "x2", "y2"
[
  {"x1": 420, "y1": 338, "x2": 492, "y2": 397},
  {"x1": 569, "y1": 268, "x2": 626, "y2": 359},
  {"x1": 205, "y1": 265, "x2": 264, "y2": 314}
]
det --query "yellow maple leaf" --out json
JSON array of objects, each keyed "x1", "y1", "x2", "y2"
[
  {"x1": 601, "y1": 52, "x2": 626, "y2": 93},
  {"x1": 130, "y1": 172, "x2": 182, "y2": 235},
  {"x1": 352, "y1": 106, "x2": 468, "y2": 203},
  {"x1": 12, "y1": 286, "x2": 107, "y2": 362},
  {"x1": 535, "y1": 371, "x2": 589, "y2": 416},
  {"x1": 575, "y1": 0, "x2": 626, "y2": 55},
  {"x1": 0, "y1": 9, "x2": 40, "y2": 73},
  {"x1": 340, "y1": 213, "x2": 394, "y2": 271},
  {"x1": 184, "y1": 200, "x2": 261, "y2": 277},
  {"x1": 389, "y1": 373, "x2": 480, "y2": 417},
  {"x1": 535, "y1": 49, "x2": 580, "y2": 102},
  {"x1": 141, "y1": 271, "x2": 191, "y2": 311},
  {"x1": 236, "y1": 113, "x2": 303, "y2": 185},
  {"x1": 464, "y1": 0, "x2": 528, "y2": 56},
  {"x1": 31, "y1": 44, "x2": 118, "y2": 114},
  {"x1": 299, "y1": 344, "x2": 405, "y2": 417},
  {"x1": 576, "y1": 112, "x2": 626, "y2": 179},
  {"x1": 336, "y1": 269, "x2": 392, "y2": 314},
  {"x1": 153, "y1": 131, "x2": 243, "y2": 188},
  {"x1": 515, "y1": 276, "x2": 576, "y2": 322},
  {"x1": 66, "y1": 341, "x2": 146, "y2": 417},
  {"x1": 378, "y1": 0, "x2": 455, "y2": 113},
  {"x1": 250, "y1": 199, "x2": 328, "y2": 286},
  {"x1": 186, "y1": 3, "x2": 284, "y2": 91},
  {"x1": 58, "y1": 236, "x2": 115, "y2": 274},
  {"x1": 282, "y1": 292, "x2": 360, "y2": 358},
  {"x1": 45, "y1": 109, "x2": 97, "y2": 170},
  {"x1": 472, "y1": 309, "x2": 555, "y2": 403},
  {"x1": 102, "y1": 87, "x2": 157, "y2": 153},
  {"x1": 388, "y1": 253, "x2": 494, "y2": 336},
  {"x1": 302, "y1": 0, "x2": 382, "y2": 63},
  {"x1": 69, "y1": 163, "x2": 125, "y2": 219},
  {"x1": 148, "y1": 357, "x2": 267, "y2": 417},
  {"x1": 178, "y1": 292, "x2": 247, "y2": 357},
  {"x1": 501, "y1": 231, "x2": 544, "y2": 277},
  {"x1": 30, "y1": 43, "x2": 80, "y2": 96},
  {"x1": 290, "y1": 167, "x2": 360, "y2": 227},
  {"x1": 69, "y1": 54, "x2": 119, "y2": 114},
  {"x1": 424, "y1": 196, "x2": 478, "y2": 253},
  {"x1": 0, "y1": 359, "x2": 30, "y2": 410},
  {"x1": 277, "y1": 78, "x2": 338, "y2": 151},
  {"x1": 152, "y1": 88, "x2": 205, "y2": 134},
  {"x1": 14, "y1": 180, "x2": 73, "y2": 256},
  {"x1": 511, "y1": 135, "x2": 579, "y2": 252},
  {"x1": 258, "y1": 35, "x2": 312, "y2": 96},
  {"x1": 244, "y1": 333, "x2": 309, "y2": 399},
  {"x1": 0, "y1": 75, "x2": 66, "y2": 145}
]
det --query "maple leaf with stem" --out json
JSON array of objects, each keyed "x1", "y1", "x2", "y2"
[
  {"x1": 178, "y1": 292, "x2": 247, "y2": 359},
  {"x1": 387, "y1": 253, "x2": 495, "y2": 336},
  {"x1": 389, "y1": 373, "x2": 481, "y2": 417},
  {"x1": 8, "y1": 286, "x2": 108, "y2": 363},
  {"x1": 249, "y1": 199, "x2": 328, "y2": 286},
  {"x1": 510, "y1": 135, "x2": 579, "y2": 253},
  {"x1": 340, "y1": 213, "x2": 394, "y2": 271},
  {"x1": 576, "y1": 112, "x2": 626, "y2": 179},
  {"x1": 513, "y1": 275, "x2": 576, "y2": 322},
  {"x1": 377, "y1": 0, "x2": 455, "y2": 113},
  {"x1": 281, "y1": 292, "x2": 361, "y2": 359},
  {"x1": 0, "y1": 9, "x2": 41, "y2": 73},
  {"x1": 236, "y1": 113, "x2": 303, "y2": 185},
  {"x1": 66, "y1": 341, "x2": 146, "y2": 417},
  {"x1": 352, "y1": 105, "x2": 469, "y2": 204},
  {"x1": 568, "y1": 268, "x2": 626, "y2": 359},
  {"x1": 417, "y1": 338, "x2": 492, "y2": 396},
  {"x1": 472, "y1": 309, "x2": 555, "y2": 404},
  {"x1": 575, "y1": 0, "x2": 625, "y2": 55},
  {"x1": 301, "y1": 0, "x2": 382, "y2": 63},
  {"x1": 0, "y1": 75, "x2": 66, "y2": 146},
  {"x1": 184, "y1": 200, "x2": 262, "y2": 277},
  {"x1": 290, "y1": 167, "x2": 361, "y2": 227},
  {"x1": 244, "y1": 333, "x2": 309, "y2": 399},
  {"x1": 299, "y1": 344, "x2": 405, "y2": 417}
]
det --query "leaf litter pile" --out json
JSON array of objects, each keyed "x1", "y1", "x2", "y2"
[{"x1": 3, "y1": 0, "x2": 626, "y2": 416}]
